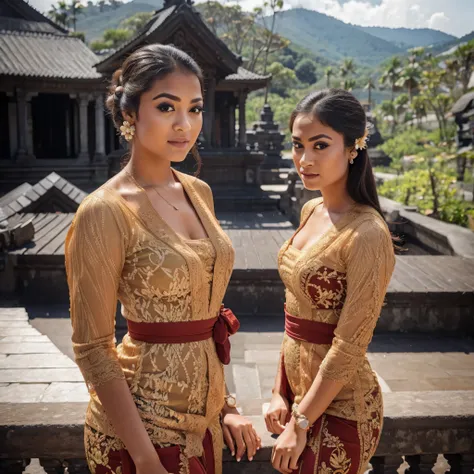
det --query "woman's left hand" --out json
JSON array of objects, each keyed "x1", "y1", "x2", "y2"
[
  {"x1": 271, "y1": 418, "x2": 308, "y2": 474},
  {"x1": 221, "y1": 408, "x2": 262, "y2": 462}
]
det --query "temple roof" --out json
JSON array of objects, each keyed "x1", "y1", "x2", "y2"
[
  {"x1": 95, "y1": 2, "x2": 242, "y2": 75},
  {"x1": 0, "y1": 0, "x2": 100, "y2": 80},
  {"x1": 0, "y1": 172, "x2": 87, "y2": 221},
  {"x1": 452, "y1": 91, "x2": 474, "y2": 115}
]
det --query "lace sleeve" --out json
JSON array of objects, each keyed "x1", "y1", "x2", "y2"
[
  {"x1": 300, "y1": 198, "x2": 321, "y2": 224},
  {"x1": 319, "y1": 218, "x2": 395, "y2": 385},
  {"x1": 65, "y1": 194, "x2": 127, "y2": 391},
  {"x1": 196, "y1": 179, "x2": 216, "y2": 218}
]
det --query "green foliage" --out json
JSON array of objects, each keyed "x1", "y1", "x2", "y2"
[
  {"x1": 294, "y1": 59, "x2": 317, "y2": 84},
  {"x1": 378, "y1": 138, "x2": 471, "y2": 227},
  {"x1": 267, "y1": 63, "x2": 298, "y2": 95},
  {"x1": 103, "y1": 28, "x2": 131, "y2": 47},
  {"x1": 377, "y1": 128, "x2": 432, "y2": 172},
  {"x1": 69, "y1": 31, "x2": 85, "y2": 42},
  {"x1": 280, "y1": 55, "x2": 296, "y2": 69},
  {"x1": 48, "y1": 0, "x2": 85, "y2": 31},
  {"x1": 120, "y1": 12, "x2": 153, "y2": 33}
]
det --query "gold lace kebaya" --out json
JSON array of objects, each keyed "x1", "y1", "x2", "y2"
[
  {"x1": 277, "y1": 198, "x2": 395, "y2": 474},
  {"x1": 65, "y1": 170, "x2": 235, "y2": 474}
]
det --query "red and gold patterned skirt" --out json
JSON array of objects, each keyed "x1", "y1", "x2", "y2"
[
  {"x1": 293, "y1": 409, "x2": 382, "y2": 474},
  {"x1": 84, "y1": 424, "x2": 216, "y2": 474}
]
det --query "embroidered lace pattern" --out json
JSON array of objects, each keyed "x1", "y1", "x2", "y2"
[
  {"x1": 65, "y1": 172, "x2": 235, "y2": 474},
  {"x1": 277, "y1": 198, "x2": 395, "y2": 424}
]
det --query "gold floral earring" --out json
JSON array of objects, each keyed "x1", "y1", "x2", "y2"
[{"x1": 120, "y1": 120, "x2": 135, "y2": 141}]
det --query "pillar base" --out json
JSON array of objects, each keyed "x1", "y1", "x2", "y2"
[
  {"x1": 14, "y1": 151, "x2": 36, "y2": 165},
  {"x1": 93, "y1": 152, "x2": 106, "y2": 163},
  {"x1": 76, "y1": 153, "x2": 90, "y2": 164}
]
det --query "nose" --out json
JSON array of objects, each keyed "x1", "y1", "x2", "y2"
[
  {"x1": 299, "y1": 152, "x2": 313, "y2": 168},
  {"x1": 173, "y1": 111, "x2": 191, "y2": 133}
]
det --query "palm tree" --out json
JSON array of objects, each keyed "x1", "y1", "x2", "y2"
[
  {"x1": 324, "y1": 67, "x2": 333, "y2": 88},
  {"x1": 408, "y1": 46, "x2": 425, "y2": 65},
  {"x1": 379, "y1": 100, "x2": 396, "y2": 135},
  {"x1": 394, "y1": 93, "x2": 410, "y2": 123},
  {"x1": 98, "y1": 0, "x2": 107, "y2": 12},
  {"x1": 340, "y1": 58, "x2": 355, "y2": 89},
  {"x1": 69, "y1": 1, "x2": 85, "y2": 32},
  {"x1": 380, "y1": 56, "x2": 402, "y2": 102},
  {"x1": 48, "y1": 1, "x2": 69, "y2": 28},
  {"x1": 396, "y1": 65, "x2": 421, "y2": 102},
  {"x1": 411, "y1": 95, "x2": 427, "y2": 128},
  {"x1": 364, "y1": 77, "x2": 376, "y2": 109},
  {"x1": 454, "y1": 39, "x2": 474, "y2": 93},
  {"x1": 343, "y1": 79, "x2": 356, "y2": 92}
]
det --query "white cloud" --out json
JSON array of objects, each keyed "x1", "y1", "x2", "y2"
[
  {"x1": 197, "y1": 0, "x2": 473, "y2": 37},
  {"x1": 428, "y1": 12, "x2": 450, "y2": 31},
  {"x1": 30, "y1": 0, "x2": 474, "y2": 37}
]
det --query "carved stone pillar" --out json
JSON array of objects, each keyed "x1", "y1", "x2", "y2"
[
  {"x1": 15, "y1": 90, "x2": 36, "y2": 162},
  {"x1": 238, "y1": 90, "x2": 247, "y2": 148},
  {"x1": 204, "y1": 75, "x2": 216, "y2": 147},
  {"x1": 94, "y1": 94, "x2": 106, "y2": 161},
  {"x1": 77, "y1": 93, "x2": 90, "y2": 162},
  {"x1": 7, "y1": 92, "x2": 17, "y2": 159}
]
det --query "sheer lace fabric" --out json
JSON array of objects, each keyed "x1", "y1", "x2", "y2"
[
  {"x1": 278, "y1": 198, "x2": 395, "y2": 423},
  {"x1": 65, "y1": 171, "x2": 235, "y2": 472}
]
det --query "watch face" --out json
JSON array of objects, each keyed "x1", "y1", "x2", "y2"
[
  {"x1": 226, "y1": 395, "x2": 237, "y2": 407},
  {"x1": 298, "y1": 418, "x2": 309, "y2": 430}
]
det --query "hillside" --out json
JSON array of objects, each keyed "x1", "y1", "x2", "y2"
[
  {"x1": 357, "y1": 26, "x2": 456, "y2": 49},
  {"x1": 432, "y1": 30, "x2": 474, "y2": 56},
  {"x1": 266, "y1": 9, "x2": 403, "y2": 66},
  {"x1": 76, "y1": 0, "x2": 162, "y2": 41}
]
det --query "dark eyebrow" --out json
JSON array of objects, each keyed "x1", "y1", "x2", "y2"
[
  {"x1": 152, "y1": 93, "x2": 203, "y2": 104},
  {"x1": 292, "y1": 134, "x2": 332, "y2": 142}
]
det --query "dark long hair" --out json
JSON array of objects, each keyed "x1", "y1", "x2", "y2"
[
  {"x1": 105, "y1": 44, "x2": 204, "y2": 174},
  {"x1": 289, "y1": 89, "x2": 383, "y2": 217}
]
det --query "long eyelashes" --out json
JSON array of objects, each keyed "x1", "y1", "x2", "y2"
[
  {"x1": 292, "y1": 142, "x2": 329, "y2": 150},
  {"x1": 156, "y1": 102, "x2": 203, "y2": 114}
]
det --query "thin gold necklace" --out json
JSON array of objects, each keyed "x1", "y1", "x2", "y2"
[
  {"x1": 126, "y1": 170, "x2": 180, "y2": 211},
  {"x1": 152, "y1": 186, "x2": 179, "y2": 211}
]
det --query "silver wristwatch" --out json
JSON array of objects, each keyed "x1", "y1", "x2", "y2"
[
  {"x1": 291, "y1": 403, "x2": 310, "y2": 431},
  {"x1": 224, "y1": 394, "x2": 237, "y2": 408}
]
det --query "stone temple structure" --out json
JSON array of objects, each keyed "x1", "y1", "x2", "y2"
[{"x1": 0, "y1": 0, "x2": 272, "y2": 206}]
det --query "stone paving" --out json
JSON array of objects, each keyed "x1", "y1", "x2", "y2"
[
  {"x1": 0, "y1": 307, "x2": 88, "y2": 404},
  {"x1": 1, "y1": 306, "x2": 473, "y2": 474},
  {"x1": 2, "y1": 308, "x2": 473, "y2": 411}
]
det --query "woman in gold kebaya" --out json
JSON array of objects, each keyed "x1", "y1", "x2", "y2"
[
  {"x1": 65, "y1": 44, "x2": 260, "y2": 474},
  {"x1": 265, "y1": 89, "x2": 395, "y2": 474}
]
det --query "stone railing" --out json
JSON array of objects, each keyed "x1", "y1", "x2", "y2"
[
  {"x1": 380, "y1": 196, "x2": 474, "y2": 258},
  {"x1": 1, "y1": 391, "x2": 473, "y2": 474}
]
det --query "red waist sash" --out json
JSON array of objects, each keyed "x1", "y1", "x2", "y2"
[
  {"x1": 285, "y1": 310, "x2": 336, "y2": 345},
  {"x1": 280, "y1": 307, "x2": 337, "y2": 402},
  {"x1": 127, "y1": 306, "x2": 239, "y2": 365}
]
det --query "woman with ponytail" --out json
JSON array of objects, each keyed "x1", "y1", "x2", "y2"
[
  {"x1": 265, "y1": 89, "x2": 395, "y2": 474},
  {"x1": 65, "y1": 44, "x2": 260, "y2": 474}
]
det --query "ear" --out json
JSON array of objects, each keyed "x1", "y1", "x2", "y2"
[
  {"x1": 122, "y1": 111, "x2": 136, "y2": 124},
  {"x1": 346, "y1": 146, "x2": 357, "y2": 162}
]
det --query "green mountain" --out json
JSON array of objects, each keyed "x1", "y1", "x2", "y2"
[
  {"x1": 76, "y1": 0, "x2": 162, "y2": 41},
  {"x1": 431, "y1": 30, "x2": 474, "y2": 56},
  {"x1": 357, "y1": 26, "x2": 456, "y2": 49},
  {"x1": 267, "y1": 9, "x2": 403, "y2": 66}
]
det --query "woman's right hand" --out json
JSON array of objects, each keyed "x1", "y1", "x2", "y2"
[{"x1": 265, "y1": 392, "x2": 290, "y2": 435}]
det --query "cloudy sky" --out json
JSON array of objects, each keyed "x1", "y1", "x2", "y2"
[{"x1": 29, "y1": 0, "x2": 474, "y2": 37}]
